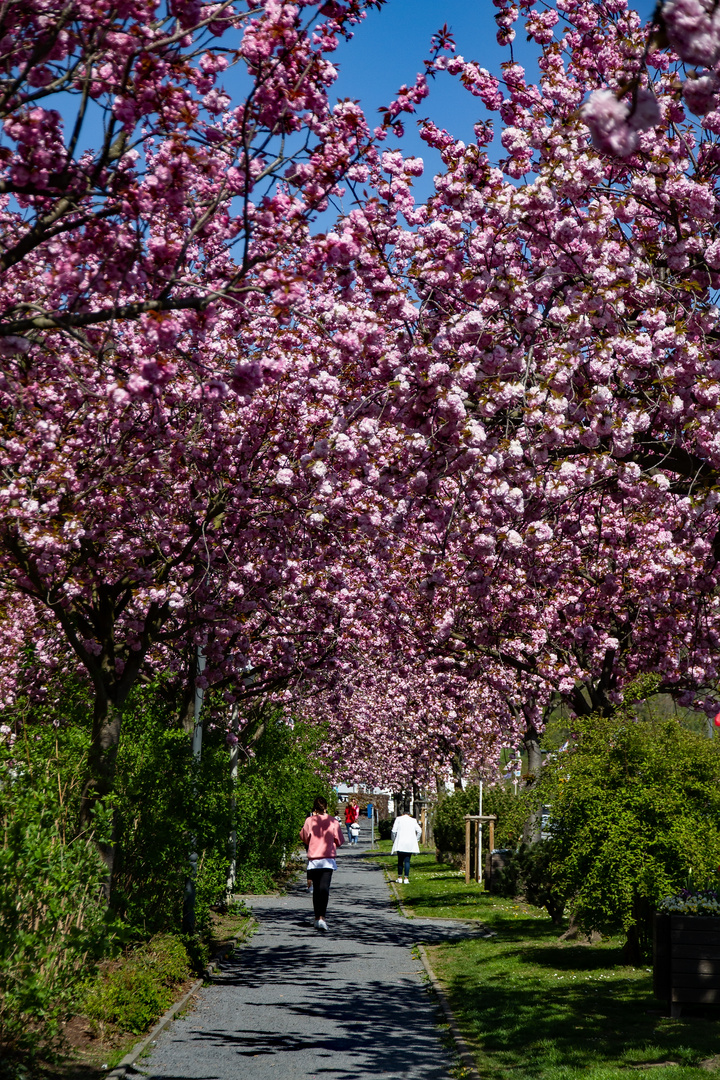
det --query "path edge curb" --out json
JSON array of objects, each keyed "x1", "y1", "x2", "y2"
[
  {"x1": 416, "y1": 943, "x2": 482, "y2": 1080},
  {"x1": 105, "y1": 933, "x2": 244, "y2": 1079},
  {"x1": 387, "y1": 876, "x2": 414, "y2": 918},
  {"x1": 105, "y1": 977, "x2": 203, "y2": 1079}
]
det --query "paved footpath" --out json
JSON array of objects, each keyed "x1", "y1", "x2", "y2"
[{"x1": 138, "y1": 820, "x2": 482, "y2": 1080}]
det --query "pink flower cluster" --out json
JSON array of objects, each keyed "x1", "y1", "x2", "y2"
[{"x1": 582, "y1": 88, "x2": 661, "y2": 156}]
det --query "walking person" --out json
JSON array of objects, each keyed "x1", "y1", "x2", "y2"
[
  {"x1": 391, "y1": 806, "x2": 422, "y2": 884},
  {"x1": 300, "y1": 796, "x2": 344, "y2": 931},
  {"x1": 344, "y1": 799, "x2": 358, "y2": 843}
]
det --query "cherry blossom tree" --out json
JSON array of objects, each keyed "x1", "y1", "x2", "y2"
[
  {"x1": 9, "y1": 0, "x2": 720, "y2": 828},
  {"x1": 0, "y1": 0, "x2": 435, "y2": 855},
  {"x1": 0, "y1": 320, "x2": 390, "y2": 853},
  {"x1": 242, "y1": 0, "x2": 720, "y2": 772},
  {"x1": 307, "y1": 648, "x2": 524, "y2": 791},
  {"x1": 294, "y1": 0, "x2": 720, "y2": 742},
  {"x1": 0, "y1": 0, "x2": 385, "y2": 372}
]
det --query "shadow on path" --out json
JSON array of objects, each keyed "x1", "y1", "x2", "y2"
[{"x1": 141, "y1": 823, "x2": 470, "y2": 1079}]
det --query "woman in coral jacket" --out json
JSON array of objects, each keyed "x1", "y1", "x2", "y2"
[{"x1": 300, "y1": 796, "x2": 344, "y2": 932}]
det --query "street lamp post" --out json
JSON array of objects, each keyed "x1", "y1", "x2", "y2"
[{"x1": 183, "y1": 648, "x2": 205, "y2": 933}]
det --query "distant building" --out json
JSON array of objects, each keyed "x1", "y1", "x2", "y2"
[{"x1": 334, "y1": 783, "x2": 393, "y2": 818}]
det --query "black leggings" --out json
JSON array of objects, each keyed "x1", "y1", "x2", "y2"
[{"x1": 308, "y1": 868, "x2": 333, "y2": 917}]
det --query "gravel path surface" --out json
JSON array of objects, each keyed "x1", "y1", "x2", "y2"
[{"x1": 138, "y1": 820, "x2": 480, "y2": 1080}]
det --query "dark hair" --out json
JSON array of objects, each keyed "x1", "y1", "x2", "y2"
[{"x1": 312, "y1": 796, "x2": 328, "y2": 814}]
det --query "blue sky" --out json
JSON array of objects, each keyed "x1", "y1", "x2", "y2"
[
  {"x1": 331, "y1": 0, "x2": 538, "y2": 204},
  {"x1": 34, "y1": 1, "x2": 658, "y2": 221},
  {"x1": 325, "y1": 0, "x2": 660, "y2": 203},
  {"x1": 323, "y1": 0, "x2": 657, "y2": 206}
]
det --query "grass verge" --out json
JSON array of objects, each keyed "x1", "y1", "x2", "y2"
[{"x1": 381, "y1": 853, "x2": 720, "y2": 1080}]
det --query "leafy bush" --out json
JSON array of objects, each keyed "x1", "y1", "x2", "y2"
[
  {"x1": 232, "y1": 865, "x2": 276, "y2": 894},
  {"x1": 232, "y1": 713, "x2": 332, "y2": 881},
  {"x1": 496, "y1": 842, "x2": 567, "y2": 925},
  {"x1": 378, "y1": 818, "x2": 393, "y2": 841},
  {"x1": 114, "y1": 699, "x2": 333, "y2": 916},
  {"x1": 0, "y1": 721, "x2": 113, "y2": 1059},
  {"x1": 110, "y1": 681, "x2": 234, "y2": 935},
  {"x1": 539, "y1": 711, "x2": 720, "y2": 961},
  {"x1": 82, "y1": 933, "x2": 190, "y2": 1035},
  {"x1": 0, "y1": 675, "x2": 334, "y2": 1072},
  {"x1": 434, "y1": 784, "x2": 525, "y2": 854}
]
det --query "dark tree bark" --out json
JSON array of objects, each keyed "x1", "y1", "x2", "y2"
[{"x1": 522, "y1": 711, "x2": 544, "y2": 845}]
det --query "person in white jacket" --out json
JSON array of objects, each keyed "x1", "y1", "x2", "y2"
[{"x1": 391, "y1": 809, "x2": 422, "y2": 883}]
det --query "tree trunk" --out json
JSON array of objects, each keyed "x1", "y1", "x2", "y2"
[
  {"x1": 622, "y1": 922, "x2": 643, "y2": 966},
  {"x1": 80, "y1": 692, "x2": 123, "y2": 894},
  {"x1": 522, "y1": 721, "x2": 543, "y2": 844}
]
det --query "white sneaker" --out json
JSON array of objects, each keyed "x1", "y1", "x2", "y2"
[
  {"x1": 404, "y1": 878, "x2": 410, "y2": 884},
  {"x1": 316, "y1": 918, "x2": 328, "y2": 931},
  {"x1": 396, "y1": 877, "x2": 403, "y2": 883},
  {"x1": 314, "y1": 919, "x2": 320, "y2": 928}
]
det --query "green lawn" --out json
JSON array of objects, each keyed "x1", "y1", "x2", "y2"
[{"x1": 371, "y1": 851, "x2": 720, "y2": 1080}]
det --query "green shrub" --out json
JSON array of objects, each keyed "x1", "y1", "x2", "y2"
[
  {"x1": 110, "y1": 681, "x2": 234, "y2": 935},
  {"x1": 540, "y1": 710, "x2": 720, "y2": 961},
  {"x1": 82, "y1": 933, "x2": 190, "y2": 1035},
  {"x1": 114, "y1": 697, "x2": 333, "y2": 917},
  {"x1": 378, "y1": 818, "x2": 393, "y2": 841},
  {"x1": 496, "y1": 842, "x2": 567, "y2": 925},
  {"x1": 232, "y1": 713, "x2": 332, "y2": 883},
  {"x1": 434, "y1": 784, "x2": 525, "y2": 854},
  {"x1": 232, "y1": 865, "x2": 276, "y2": 894},
  {"x1": 0, "y1": 674, "x2": 335, "y2": 1074},
  {"x1": 0, "y1": 720, "x2": 114, "y2": 1059}
]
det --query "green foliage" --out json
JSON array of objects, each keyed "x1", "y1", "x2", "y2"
[
  {"x1": 110, "y1": 680, "x2": 234, "y2": 935},
  {"x1": 227, "y1": 897, "x2": 252, "y2": 917},
  {"x1": 496, "y1": 842, "x2": 567, "y2": 925},
  {"x1": 0, "y1": 678, "x2": 333, "y2": 1068},
  {"x1": 434, "y1": 784, "x2": 526, "y2": 854},
  {"x1": 378, "y1": 818, "x2": 393, "y2": 841},
  {"x1": 622, "y1": 672, "x2": 662, "y2": 705},
  {"x1": 0, "y1": 720, "x2": 113, "y2": 1059},
  {"x1": 540, "y1": 711, "x2": 720, "y2": 958},
  {"x1": 233, "y1": 713, "x2": 332, "y2": 881},
  {"x1": 82, "y1": 933, "x2": 190, "y2": 1035},
  {"x1": 112, "y1": 691, "x2": 330, "y2": 927}
]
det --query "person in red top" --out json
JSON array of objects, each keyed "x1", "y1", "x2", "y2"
[
  {"x1": 300, "y1": 797, "x2": 344, "y2": 931},
  {"x1": 344, "y1": 799, "x2": 359, "y2": 843}
]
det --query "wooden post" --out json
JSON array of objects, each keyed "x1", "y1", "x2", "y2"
[
  {"x1": 421, "y1": 806, "x2": 426, "y2": 846},
  {"x1": 489, "y1": 819, "x2": 495, "y2": 853},
  {"x1": 475, "y1": 820, "x2": 480, "y2": 882},
  {"x1": 465, "y1": 817, "x2": 471, "y2": 885}
]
